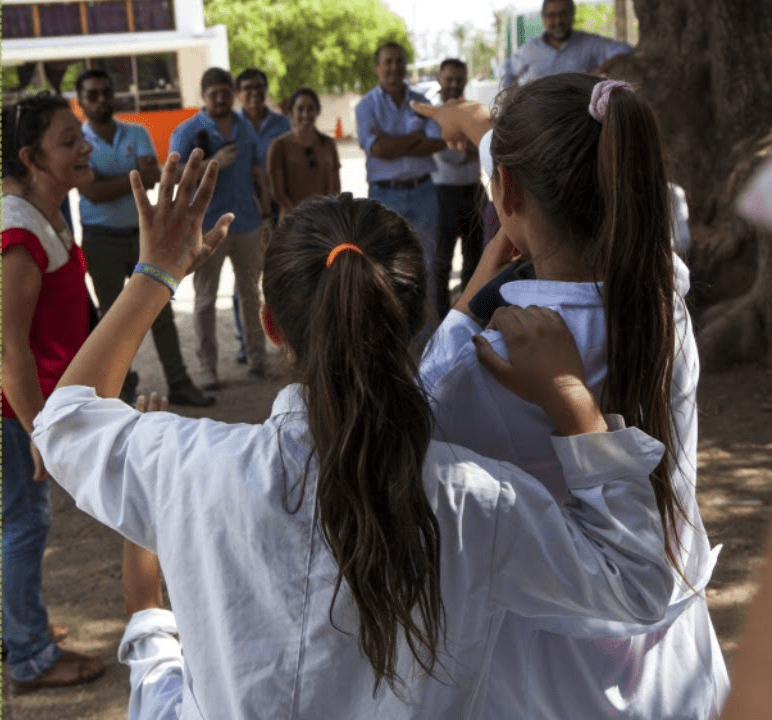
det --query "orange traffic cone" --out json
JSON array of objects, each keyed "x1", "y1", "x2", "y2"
[{"x1": 335, "y1": 117, "x2": 344, "y2": 140}]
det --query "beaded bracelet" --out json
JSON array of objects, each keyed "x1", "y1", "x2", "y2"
[{"x1": 133, "y1": 262, "x2": 179, "y2": 298}]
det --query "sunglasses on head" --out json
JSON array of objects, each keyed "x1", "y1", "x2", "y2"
[
  {"x1": 84, "y1": 87, "x2": 114, "y2": 101},
  {"x1": 303, "y1": 146, "x2": 318, "y2": 169}
]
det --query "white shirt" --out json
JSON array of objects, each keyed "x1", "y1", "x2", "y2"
[
  {"x1": 420, "y1": 256, "x2": 729, "y2": 719},
  {"x1": 34, "y1": 384, "x2": 672, "y2": 719}
]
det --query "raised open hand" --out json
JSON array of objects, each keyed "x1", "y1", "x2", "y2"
[{"x1": 130, "y1": 149, "x2": 233, "y2": 282}]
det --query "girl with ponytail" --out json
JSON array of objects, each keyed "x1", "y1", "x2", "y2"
[
  {"x1": 33, "y1": 151, "x2": 675, "y2": 719},
  {"x1": 416, "y1": 75, "x2": 728, "y2": 718}
]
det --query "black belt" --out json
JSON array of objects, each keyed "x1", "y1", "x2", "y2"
[{"x1": 373, "y1": 174, "x2": 431, "y2": 190}]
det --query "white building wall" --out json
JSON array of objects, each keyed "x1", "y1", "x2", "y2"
[
  {"x1": 176, "y1": 26, "x2": 229, "y2": 107},
  {"x1": 174, "y1": 0, "x2": 206, "y2": 34}
]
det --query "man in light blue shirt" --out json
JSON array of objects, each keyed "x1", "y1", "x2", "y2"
[
  {"x1": 503, "y1": 0, "x2": 632, "y2": 87},
  {"x1": 170, "y1": 67, "x2": 270, "y2": 389},
  {"x1": 235, "y1": 68, "x2": 292, "y2": 187},
  {"x1": 77, "y1": 68, "x2": 214, "y2": 408},
  {"x1": 356, "y1": 42, "x2": 446, "y2": 303},
  {"x1": 231, "y1": 67, "x2": 291, "y2": 364}
]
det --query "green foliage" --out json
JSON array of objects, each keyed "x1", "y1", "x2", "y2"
[
  {"x1": 574, "y1": 2, "x2": 616, "y2": 38},
  {"x1": 204, "y1": 0, "x2": 411, "y2": 100},
  {"x1": 452, "y1": 21, "x2": 497, "y2": 80},
  {"x1": 60, "y1": 61, "x2": 87, "y2": 94},
  {"x1": 468, "y1": 33, "x2": 497, "y2": 79}
]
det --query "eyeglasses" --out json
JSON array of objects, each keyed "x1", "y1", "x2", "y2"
[
  {"x1": 204, "y1": 88, "x2": 233, "y2": 101},
  {"x1": 303, "y1": 146, "x2": 318, "y2": 169},
  {"x1": 83, "y1": 87, "x2": 114, "y2": 101}
]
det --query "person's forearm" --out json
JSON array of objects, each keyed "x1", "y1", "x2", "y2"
[
  {"x1": 370, "y1": 132, "x2": 424, "y2": 159},
  {"x1": 79, "y1": 173, "x2": 132, "y2": 203},
  {"x1": 408, "y1": 137, "x2": 448, "y2": 156},
  {"x1": 2, "y1": 350, "x2": 46, "y2": 433},
  {"x1": 457, "y1": 106, "x2": 492, "y2": 147},
  {"x1": 57, "y1": 275, "x2": 171, "y2": 398},
  {"x1": 455, "y1": 228, "x2": 518, "y2": 318},
  {"x1": 410, "y1": 100, "x2": 492, "y2": 149},
  {"x1": 543, "y1": 382, "x2": 608, "y2": 436}
]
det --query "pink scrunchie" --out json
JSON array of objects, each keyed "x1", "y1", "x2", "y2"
[{"x1": 588, "y1": 80, "x2": 634, "y2": 122}]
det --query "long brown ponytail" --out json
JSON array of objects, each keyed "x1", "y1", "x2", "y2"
[
  {"x1": 262, "y1": 195, "x2": 443, "y2": 693},
  {"x1": 490, "y1": 74, "x2": 684, "y2": 571},
  {"x1": 596, "y1": 84, "x2": 682, "y2": 572}
]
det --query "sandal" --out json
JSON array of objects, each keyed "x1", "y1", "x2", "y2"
[{"x1": 12, "y1": 650, "x2": 106, "y2": 692}]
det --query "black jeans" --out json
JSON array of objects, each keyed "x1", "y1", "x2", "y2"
[
  {"x1": 82, "y1": 225, "x2": 190, "y2": 388},
  {"x1": 434, "y1": 183, "x2": 486, "y2": 318}
]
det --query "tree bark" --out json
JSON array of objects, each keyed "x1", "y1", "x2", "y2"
[
  {"x1": 615, "y1": 0, "x2": 628, "y2": 41},
  {"x1": 611, "y1": 1, "x2": 772, "y2": 371}
]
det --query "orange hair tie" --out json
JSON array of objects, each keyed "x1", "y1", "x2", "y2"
[{"x1": 326, "y1": 243, "x2": 363, "y2": 267}]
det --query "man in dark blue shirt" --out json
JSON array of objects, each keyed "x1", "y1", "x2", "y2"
[{"x1": 171, "y1": 67, "x2": 270, "y2": 389}]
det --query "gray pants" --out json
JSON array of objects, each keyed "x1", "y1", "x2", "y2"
[
  {"x1": 193, "y1": 226, "x2": 265, "y2": 374},
  {"x1": 82, "y1": 225, "x2": 189, "y2": 388}
]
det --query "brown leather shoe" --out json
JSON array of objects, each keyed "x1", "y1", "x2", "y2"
[{"x1": 13, "y1": 651, "x2": 106, "y2": 692}]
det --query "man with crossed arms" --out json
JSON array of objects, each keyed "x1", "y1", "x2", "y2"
[{"x1": 356, "y1": 42, "x2": 446, "y2": 313}]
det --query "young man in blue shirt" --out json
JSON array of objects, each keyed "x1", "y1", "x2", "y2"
[
  {"x1": 230, "y1": 68, "x2": 291, "y2": 364},
  {"x1": 170, "y1": 68, "x2": 270, "y2": 390},
  {"x1": 77, "y1": 69, "x2": 213, "y2": 407}
]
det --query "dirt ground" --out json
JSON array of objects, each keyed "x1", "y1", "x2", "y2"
[{"x1": 3, "y1": 298, "x2": 772, "y2": 718}]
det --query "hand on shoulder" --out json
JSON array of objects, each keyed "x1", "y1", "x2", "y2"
[{"x1": 473, "y1": 306, "x2": 607, "y2": 436}]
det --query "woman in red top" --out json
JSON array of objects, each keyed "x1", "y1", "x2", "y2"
[{"x1": 2, "y1": 92, "x2": 105, "y2": 689}]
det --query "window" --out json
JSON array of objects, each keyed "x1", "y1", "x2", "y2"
[
  {"x1": 134, "y1": 0, "x2": 173, "y2": 31},
  {"x1": 87, "y1": 1, "x2": 128, "y2": 33},
  {"x1": 39, "y1": 3, "x2": 82, "y2": 37},
  {"x1": 2, "y1": 5, "x2": 34, "y2": 39},
  {"x1": 91, "y1": 55, "x2": 133, "y2": 110},
  {"x1": 1, "y1": 1, "x2": 175, "y2": 40},
  {"x1": 136, "y1": 53, "x2": 175, "y2": 91},
  {"x1": 136, "y1": 52, "x2": 180, "y2": 109}
]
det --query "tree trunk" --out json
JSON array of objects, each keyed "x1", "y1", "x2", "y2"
[
  {"x1": 615, "y1": 0, "x2": 628, "y2": 41},
  {"x1": 611, "y1": 1, "x2": 772, "y2": 371}
]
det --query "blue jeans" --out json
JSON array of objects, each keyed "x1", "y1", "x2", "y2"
[
  {"x1": 2, "y1": 418, "x2": 62, "y2": 681},
  {"x1": 369, "y1": 180, "x2": 438, "y2": 285}
]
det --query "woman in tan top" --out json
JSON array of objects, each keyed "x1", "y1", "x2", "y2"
[{"x1": 267, "y1": 87, "x2": 341, "y2": 220}]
